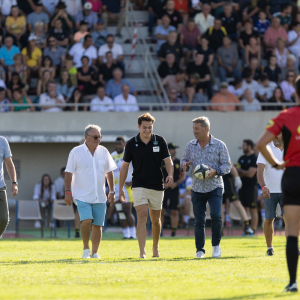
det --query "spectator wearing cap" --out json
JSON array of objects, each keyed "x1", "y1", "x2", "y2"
[
  {"x1": 160, "y1": 70, "x2": 186, "y2": 95},
  {"x1": 187, "y1": 52, "x2": 212, "y2": 99},
  {"x1": 99, "y1": 51, "x2": 118, "y2": 84},
  {"x1": 38, "y1": 80, "x2": 65, "y2": 112},
  {"x1": 217, "y1": 36, "x2": 241, "y2": 82},
  {"x1": 0, "y1": 87, "x2": 10, "y2": 112},
  {"x1": 98, "y1": 35, "x2": 124, "y2": 72},
  {"x1": 194, "y1": 3, "x2": 214, "y2": 35},
  {"x1": 21, "y1": 34, "x2": 42, "y2": 84},
  {"x1": 69, "y1": 35, "x2": 97, "y2": 68},
  {"x1": 155, "y1": 14, "x2": 176, "y2": 53},
  {"x1": 91, "y1": 18, "x2": 109, "y2": 48},
  {"x1": 242, "y1": 57, "x2": 263, "y2": 81},
  {"x1": 90, "y1": 85, "x2": 114, "y2": 112},
  {"x1": 158, "y1": 53, "x2": 179, "y2": 79},
  {"x1": 182, "y1": 84, "x2": 208, "y2": 111},
  {"x1": 75, "y1": 2, "x2": 98, "y2": 31},
  {"x1": 241, "y1": 69, "x2": 260, "y2": 98},
  {"x1": 48, "y1": 19, "x2": 69, "y2": 47},
  {"x1": 43, "y1": 36, "x2": 66, "y2": 70},
  {"x1": 287, "y1": 21, "x2": 300, "y2": 62},
  {"x1": 241, "y1": 88, "x2": 261, "y2": 111},
  {"x1": 264, "y1": 17, "x2": 287, "y2": 56},
  {"x1": 204, "y1": 18, "x2": 227, "y2": 53},
  {"x1": 106, "y1": 68, "x2": 136, "y2": 99},
  {"x1": 161, "y1": 0, "x2": 183, "y2": 32},
  {"x1": 114, "y1": 84, "x2": 139, "y2": 112},
  {"x1": 0, "y1": 36, "x2": 20, "y2": 68},
  {"x1": 210, "y1": 82, "x2": 241, "y2": 111},
  {"x1": 50, "y1": 1, "x2": 73, "y2": 32},
  {"x1": 166, "y1": 88, "x2": 183, "y2": 111},
  {"x1": 73, "y1": 21, "x2": 89, "y2": 43},
  {"x1": 6, "y1": 5, "x2": 27, "y2": 48},
  {"x1": 180, "y1": 18, "x2": 201, "y2": 65},
  {"x1": 158, "y1": 31, "x2": 184, "y2": 67},
  {"x1": 27, "y1": 1, "x2": 49, "y2": 33},
  {"x1": 102, "y1": 0, "x2": 125, "y2": 38}
]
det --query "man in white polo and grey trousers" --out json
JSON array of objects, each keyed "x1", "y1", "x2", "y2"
[
  {"x1": 0, "y1": 136, "x2": 18, "y2": 237},
  {"x1": 257, "y1": 133, "x2": 284, "y2": 256}
]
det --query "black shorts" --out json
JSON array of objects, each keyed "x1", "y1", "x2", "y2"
[
  {"x1": 282, "y1": 167, "x2": 300, "y2": 206},
  {"x1": 239, "y1": 185, "x2": 257, "y2": 208},
  {"x1": 163, "y1": 191, "x2": 179, "y2": 210},
  {"x1": 223, "y1": 177, "x2": 239, "y2": 204}
]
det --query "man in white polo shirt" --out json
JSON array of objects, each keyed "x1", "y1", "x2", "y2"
[
  {"x1": 257, "y1": 133, "x2": 284, "y2": 256},
  {"x1": 114, "y1": 84, "x2": 139, "y2": 112},
  {"x1": 98, "y1": 34, "x2": 123, "y2": 64},
  {"x1": 90, "y1": 86, "x2": 114, "y2": 112},
  {"x1": 64, "y1": 124, "x2": 118, "y2": 259},
  {"x1": 39, "y1": 81, "x2": 65, "y2": 112}
]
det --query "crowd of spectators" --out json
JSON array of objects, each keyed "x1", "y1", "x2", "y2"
[
  {"x1": 0, "y1": 0, "x2": 299, "y2": 112},
  {"x1": 152, "y1": 0, "x2": 300, "y2": 111},
  {"x1": 0, "y1": 0, "x2": 141, "y2": 112}
]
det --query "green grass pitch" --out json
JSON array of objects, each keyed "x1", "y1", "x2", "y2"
[{"x1": 0, "y1": 235, "x2": 298, "y2": 300}]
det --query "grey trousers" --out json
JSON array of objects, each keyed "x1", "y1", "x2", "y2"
[
  {"x1": 102, "y1": 11, "x2": 125, "y2": 33},
  {"x1": 0, "y1": 186, "x2": 9, "y2": 236}
]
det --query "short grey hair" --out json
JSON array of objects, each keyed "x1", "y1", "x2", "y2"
[
  {"x1": 193, "y1": 116, "x2": 210, "y2": 129},
  {"x1": 85, "y1": 124, "x2": 101, "y2": 136},
  {"x1": 35, "y1": 21, "x2": 44, "y2": 28}
]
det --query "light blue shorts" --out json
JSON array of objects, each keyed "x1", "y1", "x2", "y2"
[
  {"x1": 76, "y1": 200, "x2": 106, "y2": 226},
  {"x1": 264, "y1": 193, "x2": 284, "y2": 220}
]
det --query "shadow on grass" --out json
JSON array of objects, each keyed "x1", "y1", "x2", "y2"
[
  {"x1": 193, "y1": 293, "x2": 292, "y2": 300},
  {"x1": 0, "y1": 256, "x2": 247, "y2": 266}
]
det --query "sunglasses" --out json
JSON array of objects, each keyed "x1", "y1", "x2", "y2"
[{"x1": 88, "y1": 135, "x2": 102, "y2": 140}]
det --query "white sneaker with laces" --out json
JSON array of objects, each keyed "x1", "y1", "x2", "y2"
[
  {"x1": 91, "y1": 253, "x2": 100, "y2": 259},
  {"x1": 34, "y1": 221, "x2": 41, "y2": 228},
  {"x1": 82, "y1": 249, "x2": 91, "y2": 259},
  {"x1": 212, "y1": 245, "x2": 221, "y2": 258},
  {"x1": 196, "y1": 251, "x2": 205, "y2": 258}
]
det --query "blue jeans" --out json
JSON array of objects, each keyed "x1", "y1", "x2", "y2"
[
  {"x1": 191, "y1": 188, "x2": 223, "y2": 253},
  {"x1": 148, "y1": 12, "x2": 155, "y2": 35},
  {"x1": 218, "y1": 65, "x2": 242, "y2": 82},
  {"x1": 264, "y1": 193, "x2": 284, "y2": 220}
]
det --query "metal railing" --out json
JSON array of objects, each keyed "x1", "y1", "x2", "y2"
[
  {"x1": 1, "y1": 102, "x2": 296, "y2": 112},
  {"x1": 125, "y1": 0, "x2": 169, "y2": 105}
]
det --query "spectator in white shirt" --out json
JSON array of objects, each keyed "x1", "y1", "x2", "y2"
[
  {"x1": 54, "y1": 167, "x2": 65, "y2": 199},
  {"x1": 194, "y1": 3, "x2": 214, "y2": 34},
  {"x1": 68, "y1": 35, "x2": 97, "y2": 67},
  {"x1": 241, "y1": 69, "x2": 260, "y2": 98},
  {"x1": 39, "y1": 80, "x2": 65, "y2": 112},
  {"x1": 257, "y1": 74, "x2": 277, "y2": 103},
  {"x1": 241, "y1": 88, "x2": 262, "y2": 111},
  {"x1": 0, "y1": 0, "x2": 17, "y2": 17},
  {"x1": 62, "y1": 0, "x2": 82, "y2": 18},
  {"x1": 64, "y1": 124, "x2": 117, "y2": 259},
  {"x1": 33, "y1": 173, "x2": 56, "y2": 228},
  {"x1": 114, "y1": 84, "x2": 140, "y2": 112},
  {"x1": 90, "y1": 86, "x2": 114, "y2": 112}
]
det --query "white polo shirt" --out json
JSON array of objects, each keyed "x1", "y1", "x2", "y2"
[
  {"x1": 65, "y1": 143, "x2": 117, "y2": 204},
  {"x1": 39, "y1": 92, "x2": 65, "y2": 112},
  {"x1": 98, "y1": 43, "x2": 123, "y2": 63},
  {"x1": 68, "y1": 42, "x2": 97, "y2": 67},
  {"x1": 257, "y1": 142, "x2": 284, "y2": 193},
  {"x1": 90, "y1": 95, "x2": 114, "y2": 112},
  {"x1": 114, "y1": 93, "x2": 140, "y2": 112}
]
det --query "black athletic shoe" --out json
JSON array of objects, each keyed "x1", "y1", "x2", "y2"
[
  {"x1": 171, "y1": 231, "x2": 176, "y2": 237},
  {"x1": 284, "y1": 283, "x2": 298, "y2": 292},
  {"x1": 266, "y1": 249, "x2": 274, "y2": 256},
  {"x1": 244, "y1": 226, "x2": 254, "y2": 235},
  {"x1": 75, "y1": 232, "x2": 80, "y2": 238}
]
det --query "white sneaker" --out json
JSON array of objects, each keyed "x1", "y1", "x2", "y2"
[
  {"x1": 196, "y1": 251, "x2": 205, "y2": 258},
  {"x1": 91, "y1": 253, "x2": 100, "y2": 259},
  {"x1": 212, "y1": 245, "x2": 221, "y2": 258},
  {"x1": 82, "y1": 249, "x2": 91, "y2": 259},
  {"x1": 34, "y1": 221, "x2": 41, "y2": 228}
]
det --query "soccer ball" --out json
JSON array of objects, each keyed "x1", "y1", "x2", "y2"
[{"x1": 194, "y1": 164, "x2": 210, "y2": 180}]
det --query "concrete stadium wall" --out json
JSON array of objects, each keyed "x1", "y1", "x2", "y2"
[{"x1": 0, "y1": 111, "x2": 279, "y2": 200}]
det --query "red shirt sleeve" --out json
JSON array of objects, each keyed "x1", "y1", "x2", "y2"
[{"x1": 266, "y1": 111, "x2": 286, "y2": 136}]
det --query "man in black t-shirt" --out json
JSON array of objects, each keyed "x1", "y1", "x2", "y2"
[
  {"x1": 236, "y1": 139, "x2": 258, "y2": 233},
  {"x1": 157, "y1": 53, "x2": 179, "y2": 78},
  {"x1": 161, "y1": 143, "x2": 185, "y2": 237},
  {"x1": 119, "y1": 113, "x2": 174, "y2": 259},
  {"x1": 204, "y1": 18, "x2": 227, "y2": 52},
  {"x1": 160, "y1": 0, "x2": 183, "y2": 31}
]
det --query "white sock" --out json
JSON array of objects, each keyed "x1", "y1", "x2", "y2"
[
  {"x1": 122, "y1": 227, "x2": 130, "y2": 238},
  {"x1": 267, "y1": 247, "x2": 273, "y2": 250},
  {"x1": 261, "y1": 209, "x2": 265, "y2": 219},
  {"x1": 184, "y1": 215, "x2": 190, "y2": 223},
  {"x1": 129, "y1": 226, "x2": 136, "y2": 239},
  {"x1": 225, "y1": 214, "x2": 230, "y2": 222}
]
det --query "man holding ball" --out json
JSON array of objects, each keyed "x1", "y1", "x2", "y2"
[{"x1": 181, "y1": 116, "x2": 231, "y2": 258}]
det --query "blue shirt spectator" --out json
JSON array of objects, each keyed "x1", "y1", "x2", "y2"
[
  {"x1": 91, "y1": 19, "x2": 109, "y2": 48},
  {"x1": 75, "y1": 2, "x2": 98, "y2": 31},
  {"x1": 0, "y1": 37, "x2": 20, "y2": 67},
  {"x1": 27, "y1": 3, "x2": 50, "y2": 32},
  {"x1": 254, "y1": 19, "x2": 270, "y2": 35},
  {"x1": 155, "y1": 14, "x2": 176, "y2": 52}
]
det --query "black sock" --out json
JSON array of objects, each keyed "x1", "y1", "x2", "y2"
[
  {"x1": 172, "y1": 227, "x2": 177, "y2": 233},
  {"x1": 286, "y1": 236, "x2": 299, "y2": 285},
  {"x1": 244, "y1": 221, "x2": 249, "y2": 226},
  {"x1": 75, "y1": 229, "x2": 80, "y2": 233}
]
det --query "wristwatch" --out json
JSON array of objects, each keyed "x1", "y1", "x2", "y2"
[
  {"x1": 109, "y1": 191, "x2": 115, "y2": 194},
  {"x1": 12, "y1": 181, "x2": 18, "y2": 185}
]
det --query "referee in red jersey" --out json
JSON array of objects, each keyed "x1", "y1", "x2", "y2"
[{"x1": 257, "y1": 76, "x2": 300, "y2": 293}]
